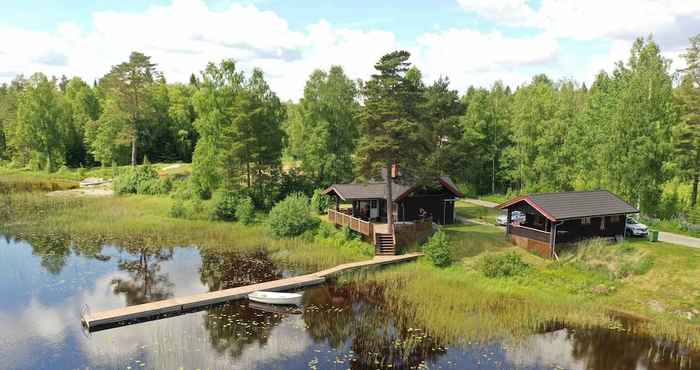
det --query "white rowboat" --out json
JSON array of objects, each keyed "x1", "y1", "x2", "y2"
[{"x1": 248, "y1": 291, "x2": 302, "y2": 305}]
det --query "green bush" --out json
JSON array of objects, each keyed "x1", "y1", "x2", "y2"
[
  {"x1": 310, "y1": 189, "x2": 331, "y2": 214},
  {"x1": 169, "y1": 198, "x2": 187, "y2": 219},
  {"x1": 423, "y1": 230, "x2": 452, "y2": 267},
  {"x1": 236, "y1": 196, "x2": 255, "y2": 225},
  {"x1": 211, "y1": 191, "x2": 239, "y2": 221},
  {"x1": 267, "y1": 193, "x2": 320, "y2": 238},
  {"x1": 113, "y1": 165, "x2": 164, "y2": 195},
  {"x1": 481, "y1": 251, "x2": 529, "y2": 278}
]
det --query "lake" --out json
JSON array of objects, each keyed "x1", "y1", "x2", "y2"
[{"x1": 0, "y1": 235, "x2": 698, "y2": 370}]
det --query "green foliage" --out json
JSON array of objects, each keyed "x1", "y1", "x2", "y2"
[
  {"x1": 355, "y1": 51, "x2": 430, "y2": 182},
  {"x1": 12, "y1": 73, "x2": 67, "y2": 171},
  {"x1": 191, "y1": 60, "x2": 285, "y2": 202},
  {"x1": 210, "y1": 191, "x2": 240, "y2": 222},
  {"x1": 285, "y1": 66, "x2": 360, "y2": 185},
  {"x1": 235, "y1": 196, "x2": 255, "y2": 225},
  {"x1": 310, "y1": 188, "x2": 330, "y2": 214},
  {"x1": 423, "y1": 230, "x2": 452, "y2": 267},
  {"x1": 481, "y1": 251, "x2": 530, "y2": 278},
  {"x1": 267, "y1": 193, "x2": 320, "y2": 238},
  {"x1": 113, "y1": 165, "x2": 165, "y2": 195}
]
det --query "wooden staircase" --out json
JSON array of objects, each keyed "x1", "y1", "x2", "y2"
[{"x1": 374, "y1": 232, "x2": 396, "y2": 255}]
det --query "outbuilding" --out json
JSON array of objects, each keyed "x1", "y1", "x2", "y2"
[{"x1": 496, "y1": 190, "x2": 639, "y2": 258}]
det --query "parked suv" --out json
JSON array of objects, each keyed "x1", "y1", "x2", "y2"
[
  {"x1": 496, "y1": 210, "x2": 526, "y2": 226},
  {"x1": 625, "y1": 218, "x2": 649, "y2": 237}
]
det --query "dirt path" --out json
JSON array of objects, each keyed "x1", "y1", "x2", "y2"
[
  {"x1": 47, "y1": 178, "x2": 113, "y2": 197},
  {"x1": 462, "y1": 198, "x2": 500, "y2": 208},
  {"x1": 659, "y1": 232, "x2": 700, "y2": 249}
]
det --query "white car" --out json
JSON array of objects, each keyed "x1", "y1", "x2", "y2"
[
  {"x1": 496, "y1": 210, "x2": 526, "y2": 226},
  {"x1": 625, "y1": 218, "x2": 649, "y2": 237}
]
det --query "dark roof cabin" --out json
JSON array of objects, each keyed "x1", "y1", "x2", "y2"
[
  {"x1": 497, "y1": 190, "x2": 639, "y2": 258},
  {"x1": 323, "y1": 175, "x2": 463, "y2": 255}
]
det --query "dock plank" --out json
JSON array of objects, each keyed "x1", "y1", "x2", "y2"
[{"x1": 82, "y1": 253, "x2": 422, "y2": 330}]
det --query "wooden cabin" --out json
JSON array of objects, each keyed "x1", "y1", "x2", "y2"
[
  {"x1": 497, "y1": 190, "x2": 639, "y2": 258},
  {"x1": 323, "y1": 175, "x2": 463, "y2": 255}
]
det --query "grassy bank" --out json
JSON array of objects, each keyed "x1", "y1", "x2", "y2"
[
  {"x1": 454, "y1": 200, "x2": 501, "y2": 224},
  {"x1": 345, "y1": 223, "x2": 700, "y2": 349},
  {"x1": 0, "y1": 191, "x2": 370, "y2": 271}
]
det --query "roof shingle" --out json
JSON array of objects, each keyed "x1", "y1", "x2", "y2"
[{"x1": 498, "y1": 190, "x2": 639, "y2": 221}]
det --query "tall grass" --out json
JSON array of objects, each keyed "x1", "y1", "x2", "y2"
[{"x1": 0, "y1": 192, "x2": 370, "y2": 271}]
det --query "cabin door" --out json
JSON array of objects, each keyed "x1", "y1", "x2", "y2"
[{"x1": 369, "y1": 199, "x2": 379, "y2": 219}]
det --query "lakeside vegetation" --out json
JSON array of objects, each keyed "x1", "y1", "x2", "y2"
[
  {"x1": 1, "y1": 167, "x2": 699, "y2": 351},
  {"x1": 343, "y1": 223, "x2": 700, "y2": 349},
  {"x1": 0, "y1": 189, "x2": 371, "y2": 271}
]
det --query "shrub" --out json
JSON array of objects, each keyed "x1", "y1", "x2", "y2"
[
  {"x1": 423, "y1": 230, "x2": 452, "y2": 267},
  {"x1": 342, "y1": 225, "x2": 360, "y2": 241},
  {"x1": 169, "y1": 198, "x2": 187, "y2": 219},
  {"x1": 267, "y1": 193, "x2": 319, "y2": 238},
  {"x1": 113, "y1": 165, "x2": 163, "y2": 195},
  {"x1": 211, "y1": 191, "x2": 239, "y2": 221},
  {"x1": 236, "y1": 196, "x2": 255, "y2": 225},
  {"x1": 481, "y1": 251, "x2": 529, "y2": 278},
  {"x1": 310, "y1": 189, "x2": 331, "y2": 214}
]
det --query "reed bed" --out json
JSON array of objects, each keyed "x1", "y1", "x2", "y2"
[{"x1": 0, "y1": 192, "x2": 369, "y2": 271}]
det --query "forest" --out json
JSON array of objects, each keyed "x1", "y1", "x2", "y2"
[{"x1": 0, "y1": 35, "x2": 699, "y2": 221}]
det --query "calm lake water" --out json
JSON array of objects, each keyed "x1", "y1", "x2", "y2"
[{"x1": 0, "y1": 235, "x2": 698, "y2": 370}]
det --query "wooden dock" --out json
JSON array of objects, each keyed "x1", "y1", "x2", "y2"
[{"x1": 82, "y1": 253, "x2": 423, "y2": 331}]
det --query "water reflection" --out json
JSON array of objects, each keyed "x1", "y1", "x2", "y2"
[
  {"x1": 0, "y1": 234, "x2": 698, "y2": 369},
  {"x1": 111, "y1": 248, "x2": 175, "y2": 305}
]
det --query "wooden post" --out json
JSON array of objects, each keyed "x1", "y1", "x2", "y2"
[
  {"x1": 506, "y1": 208, "x2": 512, "y2": 236},
  {"x1": 386, "y1": 164, "x2": 394, "y2": 234},
  {"x1": 335, "y1": 196, "x2": 340, "y2": 211}
]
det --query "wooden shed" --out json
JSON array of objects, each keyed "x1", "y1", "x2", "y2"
[{"x1": 497, "y1": 190, "x2": 639, "y2": 258}]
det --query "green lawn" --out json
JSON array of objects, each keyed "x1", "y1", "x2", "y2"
[{"x1": 454, "y1": 200, "x2": 502, "y2": 224}]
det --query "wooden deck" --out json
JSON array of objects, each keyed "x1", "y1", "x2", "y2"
[
  {"x1": 328, "y1": 209, "x2": 374, "y2": 237},
  {"x1": 82, "y1": 253, "x2": 423, "y2": 331}
]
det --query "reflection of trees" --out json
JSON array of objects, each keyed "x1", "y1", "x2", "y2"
[
  {"x1": 200, "y1": 250, "x2": 287, "y2": 358},
  {"x1": 26, "y1": 233, "x2": 72, "y2": 275},
  {"x1": 111, "y1": 248, "x2": 174, "y2": 306},
  {"x1": 199, "y1": 250, "x2": 283, "y2": 291},
  {"x1": 203, "y1": 302, "x2": 286, "y2": 358},
  {"x1": 565, "y1": 322, "x2": 698, "y2": 370},
  {"x1": 303, "y1": 282, "x2": 448, "y2": 369}
]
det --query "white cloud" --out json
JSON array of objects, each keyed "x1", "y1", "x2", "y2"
[
  {"x1": 414, "y1": 28, "x2": 559, "y2": 91},
  {"x1": 458, "y1": 0, "x2": 700, "y2": 44},
  {"x1": 0, "y1": 0, "x2": 403, "y2": 101},
  {"x1": 457, "y1": 0, "x2": 537, "y2": 26}
]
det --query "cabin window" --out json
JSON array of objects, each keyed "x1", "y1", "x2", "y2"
[
  {"x1": 610, "y1": 215, "x2": 620, "y2": 223},
  {"x1": 582, "y1": 217, "x2": 591, "y2": 225}
]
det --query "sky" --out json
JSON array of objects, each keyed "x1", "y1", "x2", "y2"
[{"x1": 1, "y1": 0, "x2": 699, "y2": 101}]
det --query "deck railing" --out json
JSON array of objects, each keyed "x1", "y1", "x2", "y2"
[
  {"x1": 328, "y1": 209, "x2": 373, "y2": 237},
  {"x1": 510, "y1": 224, "x2": 551, "y2": 243}
]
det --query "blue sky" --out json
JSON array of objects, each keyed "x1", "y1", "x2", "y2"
[{"x1": 1, "y1": 0, "x2": 698, "y2": 100}]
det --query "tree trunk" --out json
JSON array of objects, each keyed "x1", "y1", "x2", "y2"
[
  {"x1": 692, "y1": 173, "x2": 699, "y2": 208},
  {"x1": 386, "y1": 164, "x2": 393, "y2": 233},
  {"x1": 246, "y1": 162, "x2": 251, "y2": 188},
  {"x1": 131, "y1": 134, "x2": 138, "y2": 166},
  {"x1": 491, "y1": 153, "x2": 496, "y2": 194}
]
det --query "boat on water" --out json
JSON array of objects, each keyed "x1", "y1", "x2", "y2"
[{"x1": 248, "y1": 291, "x2": 303, "y2": 305}]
